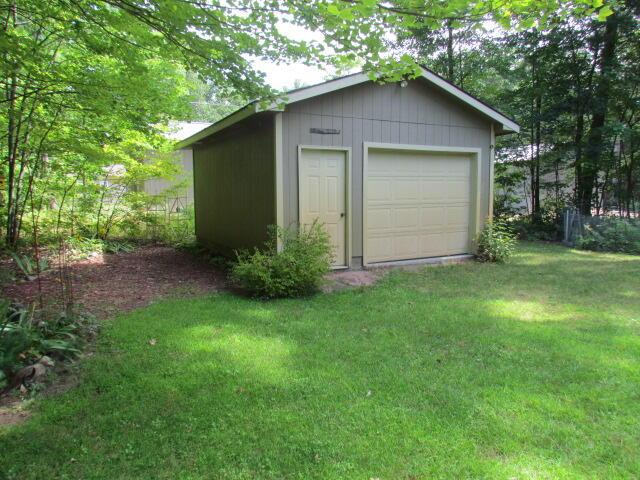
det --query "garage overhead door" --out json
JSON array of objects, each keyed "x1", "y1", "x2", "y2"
[{"x1": 365, "y1": 148, "x2": 475, "y2": 264}]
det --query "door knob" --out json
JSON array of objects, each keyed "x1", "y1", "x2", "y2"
[{"x1": 340, "y1": 213, "x2": 345, "y2": 218}]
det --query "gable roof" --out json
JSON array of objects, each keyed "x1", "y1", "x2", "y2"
[{"x1": 176, "y1": 67, "x2": 520, "y2": 149}]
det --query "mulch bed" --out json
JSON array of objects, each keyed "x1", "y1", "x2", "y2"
[{"x1": 2, "y1": 246, "x2": 226, "y2": 319}]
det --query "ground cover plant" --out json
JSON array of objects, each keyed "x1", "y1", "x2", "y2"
[
  {"x1": 0, "y1": 301, "x2": 97, "y2": 395},
  {"x1": 1, "y1": 242, "x2": 638, "y2": 479}
]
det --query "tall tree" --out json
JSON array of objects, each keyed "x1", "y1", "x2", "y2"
[
  {"x1": 578, "y1": 11, "x2": 620, "y2": 214},
  {"x1": 0, "y1": 0, "x2": 623, "y2": 246}
]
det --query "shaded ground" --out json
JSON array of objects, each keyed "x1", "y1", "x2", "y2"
[
  {"x1": 0, "y1": 407, "x2": 30, "y2": 428},
  {"x1": 2, "y1": 246, "x2": 225, "y2": 318}
]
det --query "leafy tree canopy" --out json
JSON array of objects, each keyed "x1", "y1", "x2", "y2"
[{"x1": 0, "y1": 0, "x2": 618, "y2": 245}]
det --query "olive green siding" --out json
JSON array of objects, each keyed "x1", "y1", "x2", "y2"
[
  {"x1": 280, "y1": 78, "x2": 494, "y2": 261},
  {"x1": 192, "y1": 114, "x2": 275, "y2": 255}
]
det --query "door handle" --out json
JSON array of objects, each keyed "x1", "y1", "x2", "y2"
[{"x1": 340, "y1": 213, "x2": 345, "y2": 218}]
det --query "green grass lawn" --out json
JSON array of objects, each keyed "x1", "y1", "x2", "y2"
[{"x1": 2, "y1": 242, "x2": 639, "y2": 479}]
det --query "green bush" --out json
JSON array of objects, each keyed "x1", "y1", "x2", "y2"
[
  {"x1": 577, "y1": 218, "x2": 640, "y2": 255},
  {"x1": 231, "y1": 223, "x2": 333, "y2": 299},
  {"x1": 507, "y1": 205, "x2": 563, "y2": 241},
  {"x1": 476, "y1": 220, "x2": 517, "y2": 263}
]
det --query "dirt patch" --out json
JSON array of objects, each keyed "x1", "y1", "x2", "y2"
[
  {"x1": 323, "y1": 269, "x2": 384, "y2": 292},
  {"x1": 2, "y1": 246, "x2": 225, "y2": 318},
  {"x1": 0, "y1": 397, "x2": 32, "y2": 427}
]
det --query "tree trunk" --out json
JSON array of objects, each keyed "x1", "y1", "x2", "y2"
[
  {"x1": 534, "y1": 85, "x2": 542, "y2": 219},
  {"x1": 446, "y1": 19, "x2": 454, "y2": 81},
  {"x1": 578, "y1": 12, "x2": 619, "y2": 215},
  {"x1": 529, "y1": 52, "x2": 542, "y2": 219}
]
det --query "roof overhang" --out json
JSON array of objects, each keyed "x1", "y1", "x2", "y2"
[
  {"x1": 417, "y1": 68, "x2": 520, "y2": 134},
  {"x1": 174, "y1": 104, "x2": 259, "y2": 149},
  {"x1": 176, "y1": 68, "x2": 520, "y2": 149}
]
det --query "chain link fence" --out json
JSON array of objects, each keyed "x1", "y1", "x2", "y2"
[{"x1": 563, "y1": 208, "x2": 640, "y2": 246}]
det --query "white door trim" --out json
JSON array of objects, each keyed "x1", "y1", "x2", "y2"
[
  {"x1": 297, "y1": 145, "x2": 352, "y2": 269},
  {"x1": 362, "y1": 142, "x2": 482, "y2": 267}
]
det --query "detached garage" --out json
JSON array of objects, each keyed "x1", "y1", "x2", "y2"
[{"x1": 177, "y1": 68, "x2": 520, "y2": 268}]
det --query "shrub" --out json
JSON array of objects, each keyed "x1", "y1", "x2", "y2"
[
  {"x1": 577, "y1": 218, "x2": 640, "y2": 255},
  {"x1": 231, "y1": 222, "x2": 333, "y2": 298},
  {"x1": 476, "y1": 220, "x2": 517, "y2": 263},
  {"x1": 507, "y1": 205, "x2": 563, "y2": 242}
]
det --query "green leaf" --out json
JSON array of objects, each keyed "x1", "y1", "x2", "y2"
[{"x1": 597, "y1": 5, "x2": 614, "y2": 20}]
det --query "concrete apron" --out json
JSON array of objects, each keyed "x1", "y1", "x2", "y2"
[{"x1": 323, "y1": 254, "x2": 474, "y2": 292}]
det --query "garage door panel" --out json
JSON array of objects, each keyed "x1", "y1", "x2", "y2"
[
  {"x1": 394, "y1": 208, "x2": 419, "y2": 228},
  {"x1": 368, "y1": 236, "x2": 393, "y2": 262},
  {"x1": 447, "y1": 180, "x2": 471, "y2": 202},
  {"x1": 397, "y1": 156, "x2": 422, "y2": 175},
  {"x1": 447, "y1": 231, "x2": 469, "y2": 253},
  {"x1": 366, "y1": 149, "x2": 473, "y2": 263},
  {"x1": 394, "y1": 179, "x2": 420, "y2": 201},
  {"x1": 446, "y1": 159, "x2": 472, "y2": 176},
  {"x1": 446, "y1": 205, "x2": 470, "y2": 226},
  {"x1": 420, "y1": 233, "x2": 447, "y2": 256},
  {"x1": 421, "y1": 180, "x2": 449, "y2": 202},
  {"x1": 419, "y1": 157, "x2": 447, "y2": 175},
  {"x1": 394, "y1": 235, "x2": 420, "y2": 257},
  {"x1": 368, "y1": 208, "x2": 392, "y2": 230},
  {"x1": 368, "y1": 179, "x2": 392, "y2": 201},
  {"x1": 420, "y1": 206, "x2": 446, "y2": 228}
]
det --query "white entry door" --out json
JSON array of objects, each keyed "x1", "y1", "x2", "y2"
[
  {"x1": 298, "y1": 148, "x2": 348, "y2": 267},
  {"x1": 365, "y1": 148, "x2": 475, "y2": 264}
]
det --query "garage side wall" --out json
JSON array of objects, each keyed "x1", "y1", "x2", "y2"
[
  {"x1": 192, "y1": 115, "x2": 275, "y2": 255},
  {"x1": 281, "y1": 79, "x2": 492, "y2": 261}
]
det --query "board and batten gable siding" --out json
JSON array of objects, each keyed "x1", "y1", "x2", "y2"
[
  {"x1": 192, "y1": 114, "x2": 275, "y2": 255},
  {"x1": 280, "y1": 78, "x2": 493, "y2": 260}
]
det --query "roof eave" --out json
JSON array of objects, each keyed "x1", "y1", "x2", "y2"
[
  {"x1": 496, "y1": 125, "x2": 520, "y2": 136},
  {"x1": 418, "y1": 67, "x2": 520, "y2": 134},
  {"x1": 174, "y1": 103, "x2": 259, "y2": 149}
]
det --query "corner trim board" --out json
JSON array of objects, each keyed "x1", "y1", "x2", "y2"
[
  {"x1": 274, "y1": 113, "x2": 284, "y2": 250},
  {"x1": 489, "y1": 123, "x2": 495, "y2": 220}
]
